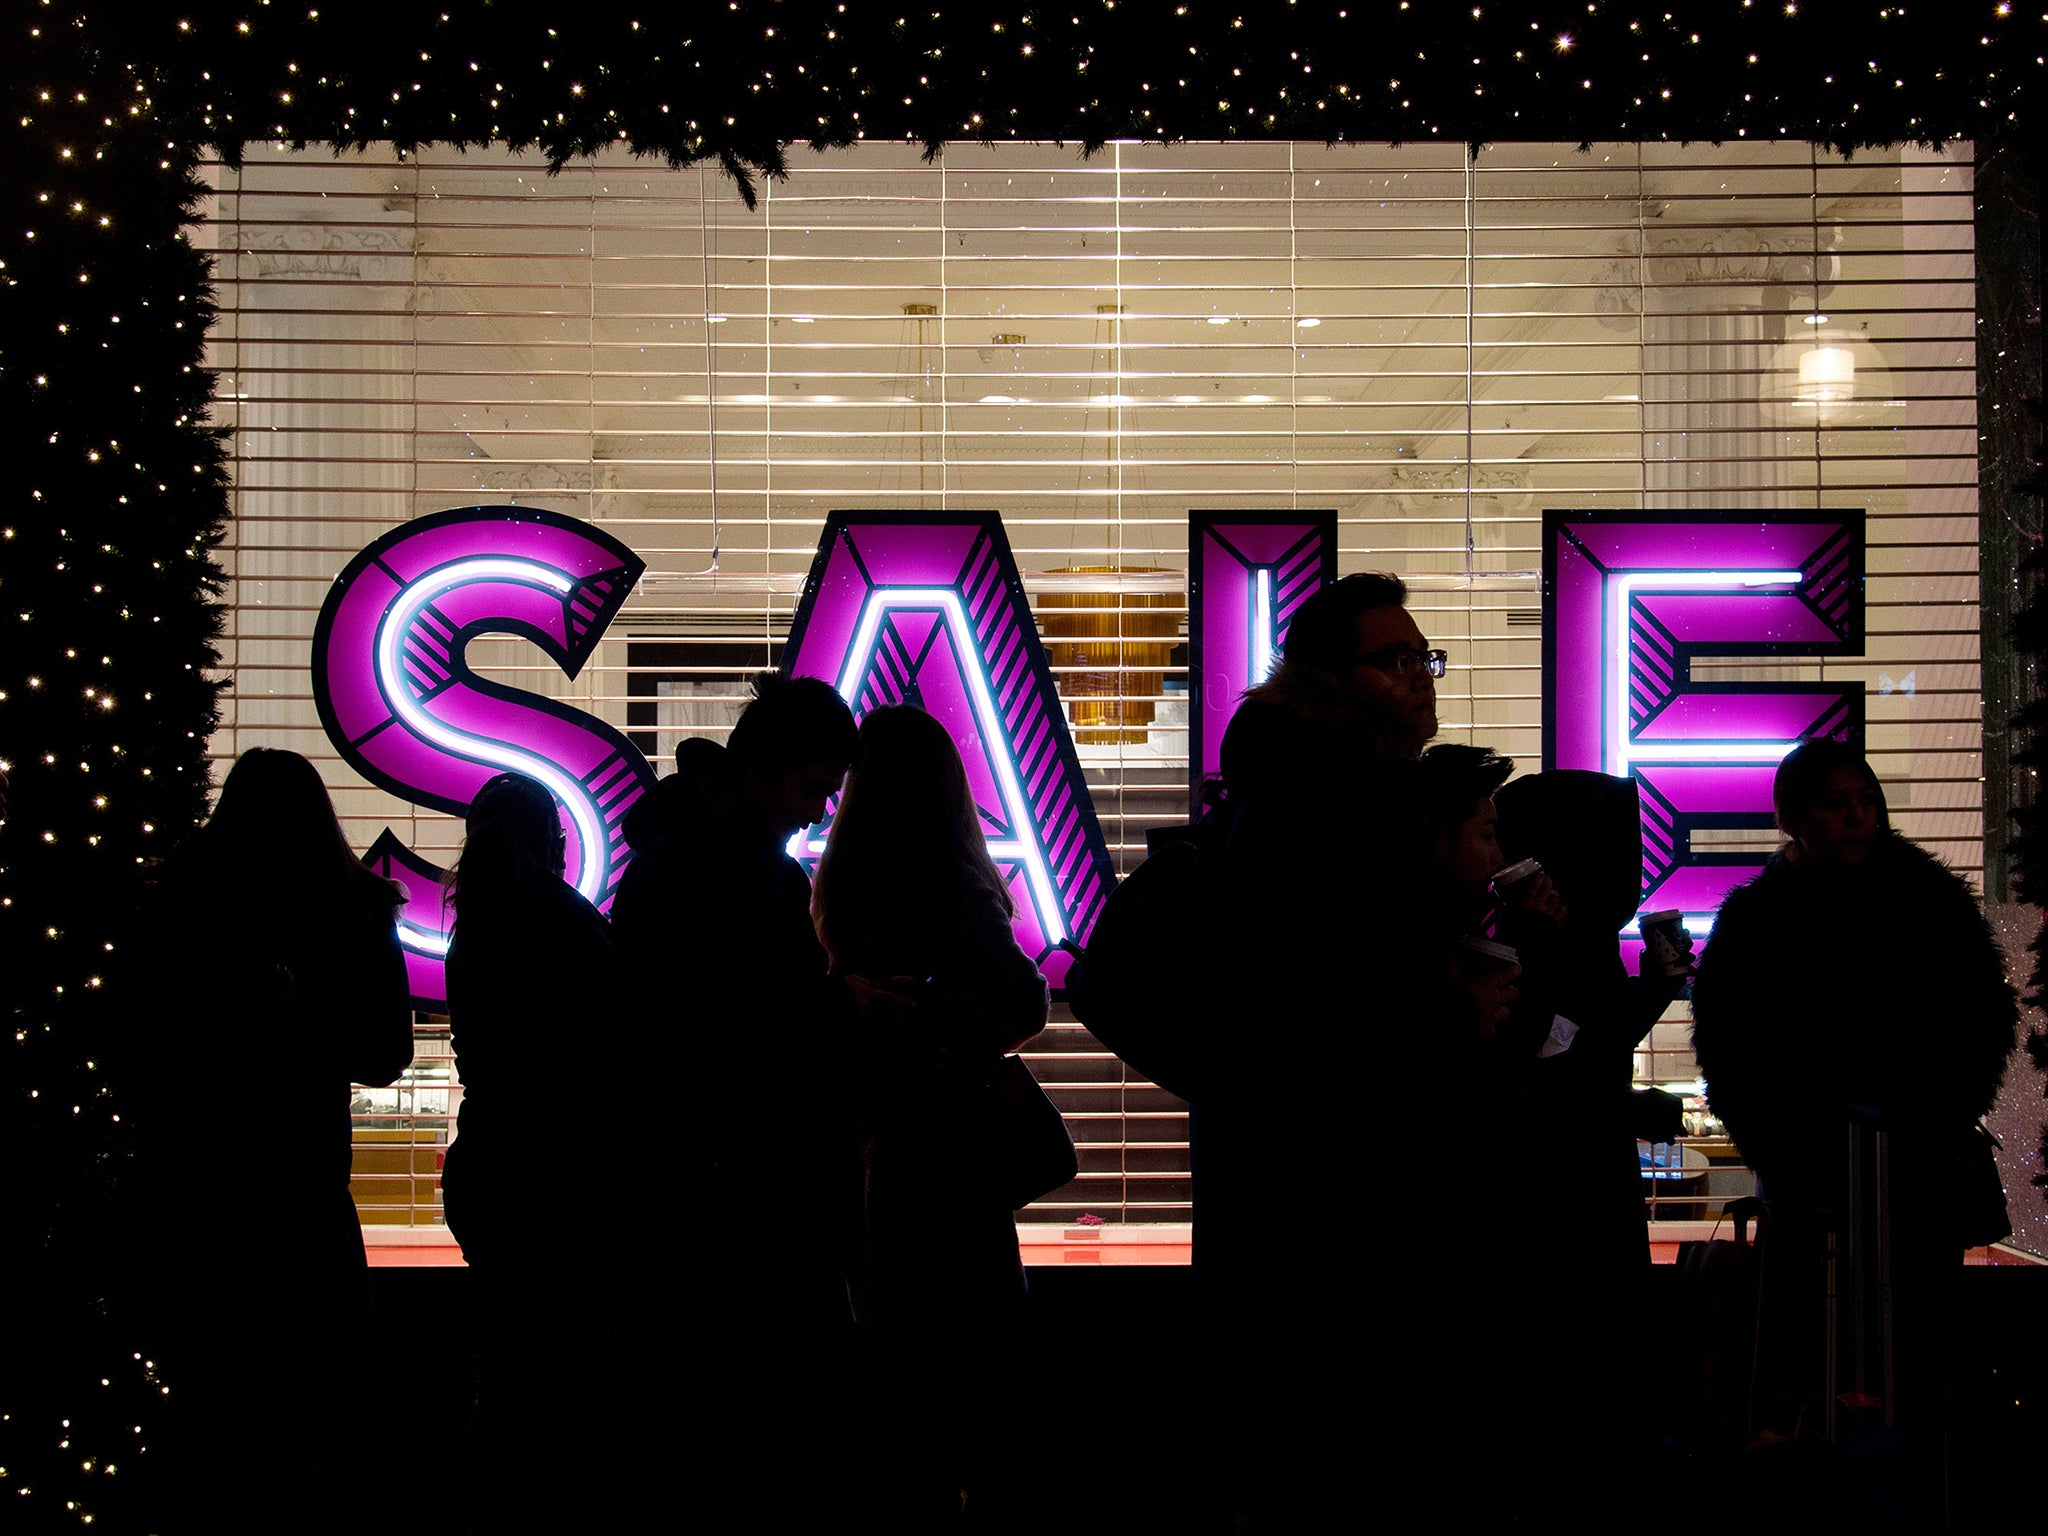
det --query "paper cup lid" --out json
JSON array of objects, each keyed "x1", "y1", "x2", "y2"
[
  {"x1": 1493, "y1": 858, "x2": 1543, "y2": 885},
  {"x1": 1640, "y1": 909, "x2": 1684, "y2": 925},
  {"x1": 1459, "y1": 937, "x2": 1519, "y2": 964}
]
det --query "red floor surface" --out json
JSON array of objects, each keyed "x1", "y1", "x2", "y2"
[{"x1": 366, "y1": 1228, "x2": 2040, "y2": 1268}]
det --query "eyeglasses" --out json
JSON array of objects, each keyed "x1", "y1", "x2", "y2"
[{"x1": 1352, "y1": 645, "x2": 1448, "y2": 679}]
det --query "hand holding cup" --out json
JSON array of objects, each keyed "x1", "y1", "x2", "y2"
[
  {"x1": 1494, "y1": 858, "x2": 1566, "y2": 927},
  {"x1": 1455, "y1": 937, "x2": 1521, "y2": 1037},
  {"x1": 1638, "y1": 910, "x2": 1695, "y2": 981}
]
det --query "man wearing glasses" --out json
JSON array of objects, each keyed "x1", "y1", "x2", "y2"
[
  {"x1": 1217, "y1": 570, "x2": 1445, "y2": 785},
  {"x1": 1300, "y1": 571, "x2": 1448, "y2": 757},
  {"x1": 1350, "y1": 630, "x2": 1446, "y2": 747},
  {"x1": 1196, "y1": 572, "x2": 1500, "y2": 1524}
]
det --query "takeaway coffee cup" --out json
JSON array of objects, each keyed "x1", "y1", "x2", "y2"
[
  {"x1": 1457, "y1": 936, "x2": 1520, "y2": 978},
  {"x1": 1492, "y1": 857, "x2": 1543, "y2": 900},
  {"x1": 1639, "y1": 909, "x2": 1694, "y2": 980}
]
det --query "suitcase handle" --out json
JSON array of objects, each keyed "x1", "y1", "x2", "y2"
[{"x1": 1724, "y1": 1194, "x2": 1767, "y2": 1249}]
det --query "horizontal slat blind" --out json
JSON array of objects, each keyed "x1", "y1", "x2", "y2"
[{"x1": 199, "y1": 139, "x2": 1979, "y2": 1228}]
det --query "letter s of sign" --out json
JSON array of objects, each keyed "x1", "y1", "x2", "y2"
[{"x1": 311, "y1": 506, "x2": 655, "y2": 1006}]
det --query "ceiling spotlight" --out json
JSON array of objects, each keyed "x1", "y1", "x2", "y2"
[
  {"x1": 705, "y1": 314, "x2": 729, "y2": 324},
  {"x1": 1802, "y1": 313, "x2": 1828, "y2": 325},
  {"x1": 1206, "y1": 315, "x2": 1233, "y2": 326},
  {"x1": 1296, "y1": 317, "x2": 1322, "y2": 328}
]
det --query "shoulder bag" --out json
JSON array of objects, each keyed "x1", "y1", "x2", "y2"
[{"x1": 973, "y1": 1053, "x2": 1078, "y2": 1211}]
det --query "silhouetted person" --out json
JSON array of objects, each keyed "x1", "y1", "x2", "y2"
[
  {"x1": 610, "y1": 673, "x2": 861, "y2": 1525},
  {"x1": 1203, "y1": 574, "x2": 1504, "y2": 1528},
  {"x1": 611, "y1": 735, "x2": 733, "y2": 1187},
  {"x1": 442, "y1": 771, "x2": 615, "y2": 1534},
  {"x1": 1488, "y1": 766, "x2": 1690, "y2": 1525},
  {"x1": 1414, "y1": 742, "x2": 1607, "y2": 1520},
  {"x1": 618, "y1": 735, "x2": 732, "y2": 860},
  {"x1": 812, "y1": 703, "x2": 1051, "y2": 1525},
  {"x1": 602, "y1": 735, "x2": 734, "y2": 1514},
  {"x1": 612, "y1": 737, "x2": 734, "y2": 1073},
  {"x1": 1691, "y1": 739, "x2": 2016, "y2": 1504},
  {"x1": 133, "y1": 747, "x2": 411, "y2": 1535},
  {"x1": 1417, "y1": 740, "x2": 1536, "y2": 1049},
  {"x1": 1417, "y1": 741, "x2": 1520, "y2": 916},
  {"x1": 1494, "y1": 766, "x2": 1687, "y2": 1249}
]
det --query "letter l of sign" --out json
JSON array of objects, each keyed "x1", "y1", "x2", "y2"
[{"x1": 1188, "y1": 511, "x2": 1338, "y2": 813}]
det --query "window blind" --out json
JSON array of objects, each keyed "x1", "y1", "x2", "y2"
[{"x1": 199, "y1": 138, "x2": 1980, "y2": 1229}]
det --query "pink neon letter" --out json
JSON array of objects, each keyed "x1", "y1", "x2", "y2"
[
  {"x1": 312, "y1": 506, "x2": 654, "y2": 1005},
  {"x1": 1188, "y1": 512, "x2": 1338, "y2": 809},
  {"x1": 1542, "y1": 511, "x2": 1865, "y2": 946},
  {"x1": 783, "y1": 513, "x2": 1115, "y2": 989}
]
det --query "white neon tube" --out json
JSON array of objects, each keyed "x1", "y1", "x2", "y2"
[
  {"x1": 376, "y1": 557, "x2": 612, "y2": 958},
  {"x1": 1621, "y1": 913, "x2": 1717, "y2": 938},
  {"x1": 1252, "y1": 567, "x2": 1276, "y2": 684},
  {"x1": 1623, "y1": 741, "x2": 1806, "y2": 763}
]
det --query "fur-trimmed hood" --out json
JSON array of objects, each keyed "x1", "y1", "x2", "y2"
[{"x1": 1689, "y1": 831, "x2": 2018, "y2": 1195}]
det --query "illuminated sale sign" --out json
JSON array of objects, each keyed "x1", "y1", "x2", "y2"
[
  {"x1": 323, "y1": 502, "x2": 1853, "y2": 1002},
  {"x1": 783, "y1": 513, "x2": 1116, "y2": 988},
  {"x1": 311, "y1": 507, "x2": 655, "y2": 1005},
  {"x1": 1188, "y1": 511, "x2": 1338, "y2": 809},
  {"x1": 1541, "y1": 510, "x2": 1865, "y2": 940}
]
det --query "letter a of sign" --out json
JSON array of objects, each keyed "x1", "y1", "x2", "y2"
[
  {"x1": 1188, "y1": 511, "x2": 1338, "y2": 811},
  {"x1": 1542, "y1": 509, "x2": 1864, "y2": 945},
  {"x1": 312, "y1": 506, "x2": 656, "y2": 1005},
  {"x1": 784, "y1": 513, "x2": 1116, "y2": 989}
]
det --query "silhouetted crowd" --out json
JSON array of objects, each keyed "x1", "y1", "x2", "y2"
[{"x1": 117, "y1": 574, "x2": 2019, "y2": 1533}]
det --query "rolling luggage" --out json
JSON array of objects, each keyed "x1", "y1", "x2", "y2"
[
  {"x1": 1745, "y1": 1117, "x2": 1897, "y2": 1443},
  {"x1": 1672, "y1": 1118, "x2": 1923, "y2": 1530}
]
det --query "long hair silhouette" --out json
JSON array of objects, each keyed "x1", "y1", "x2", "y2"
[
  {"x1": 185, "y1": 746, "x2": 397, "y2": 908},
  {"x1": 811, "y1": 704, "x2": 1011, "y2": 967}
]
